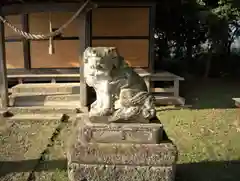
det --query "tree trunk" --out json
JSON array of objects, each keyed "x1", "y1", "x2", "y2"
[
  {"x1": 203, "y1": 52, "x2": 212, "y2": 78},
  {"x1": 187, "y1": 43, "x2": 193, "y2": 73}
]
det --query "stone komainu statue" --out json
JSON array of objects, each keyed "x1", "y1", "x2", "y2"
[{"x1": 83, "y1": 47, "x2": 156, "y2": 122}]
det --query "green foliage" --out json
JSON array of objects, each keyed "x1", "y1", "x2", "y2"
[
  {"x1": 213, "y1": 0, "x2": 240, "y2": 20},
  {"x1": 155, "y1": 0, "x2": 240, "y2": 77}
]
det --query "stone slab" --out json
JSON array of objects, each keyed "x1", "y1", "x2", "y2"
[
  {"x1": 7, "y1": 106, "x2": 83, "y2": 115},
  {"x1": 10, "y1": 83, "x2": 80, "y2": 94},
  {"x1": 68, "y1": 163, "x2": 176, "y2": 181},
  {"x1": 68, "y1": 140, "x2": 177, "y2": 166},
  {"x1": 76, "y1": 115, "x2": 163, "y2": 144}
]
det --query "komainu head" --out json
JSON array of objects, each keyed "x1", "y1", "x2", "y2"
[{"x1": 83, "y1": 47, "x2": 122, "y2": 71}]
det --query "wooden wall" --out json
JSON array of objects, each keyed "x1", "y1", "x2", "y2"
[
  {"x1": 91, "y1": 8, "x2": 150, "y2": 68},
  {"x1": 92, "y1": 40, "x2": 149, "y2": 67},
  {"x1": 30, "y1": 40, "x2": 80, "y2": 68},
  {"x1": 29, "y1": 12, "x2": 79, "y2": 37},
  {"x1": 4, "y1": 7, "x2": 150, "y2": 69},
  {"x1": 92, "y1": 8, "x2": 149, "y2": 36},
  {"x1": 6, "y1": 42, "x2": 24, "y2": 68},
  {"x1": 29, "y1": 12, "x2": 81, "y2": 68},
  {"x1": 4, "y1": 15, "x2": 24, "y2": 68},
  {"x1": 4, "y1": 15, "x2": 22, "y2": 38}
]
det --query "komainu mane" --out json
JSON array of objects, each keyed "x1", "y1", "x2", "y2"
[{"x1": 83, "y1": 47, "x2": 156, "y2": 122}]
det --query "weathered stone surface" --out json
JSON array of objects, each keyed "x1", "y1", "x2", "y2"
[
  {"x1": 10, "y1": 83, "x2": 80, "y2": 94},
  {"x1": 89, "y1": 115, "x2": 150, "y2": 123},
  {"x1": 68, "y1": 140, "x2": 177, "y2": 166},
  {"x1": 67, "y1": 113, "x2": 178, "y2": 181},
  {"x1": 77, "y1": 115, "x2": 163, "y2": 144},
  {"x1": 68, "y1": 163, "x2": 176, "y2": 181}
]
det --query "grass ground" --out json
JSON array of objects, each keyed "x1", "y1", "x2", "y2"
[
  {"x1": 0, "y1": 79, "x2": 240, "y2": 181},
  {"x1": 159, "y1": 107, "x2": 240, "y2": 181},
  {"x1": 160, "y1": 78, "x2": 240, "y2": 181}
]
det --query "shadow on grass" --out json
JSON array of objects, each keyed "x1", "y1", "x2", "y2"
[
  {"x1": 0, "y1": 159, "x2": 67, "y2": 177},
  {"x1": 1, "y1": 159, "x2": 240, "y2": 181},
  {"x1": 176, "y1": 160, "x2": 240, "y2": 181},
  {"x1": 180, "y1": 78, "x2": 240, "y2": 109}
]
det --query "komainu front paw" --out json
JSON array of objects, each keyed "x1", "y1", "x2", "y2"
[{"x1": 89, "y1": 108, "x2": 113, "y2": 117}]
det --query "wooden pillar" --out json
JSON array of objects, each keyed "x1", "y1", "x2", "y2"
[
  {"x1": 148, "y1": 4, "x2": 156, "y2": 93},
  {"x1": 149, "y1": 4, "x2": 156, "y2": 73},
  {"x1": 22, "y1": 14, "x2": 31, "y2": 70},
  {"x1": 79, "y1": 13, "x2": 87, "y2": 107},
  {"x1": 0, "y1": 16, "x2": 9, "y2": 109},
  {"x1": 173, "y1": 79, "x2": 179, "y2": 97}
]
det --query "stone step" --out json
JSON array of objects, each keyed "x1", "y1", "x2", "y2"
[
  {"x1": 10, "y1": 83, "x2": 80, "y2": 94},
  {"x1": 10, "y1": 99, "x2": 81, "y2": 107},
  {"x1": 6, "y1": 106, "x2": 83, "y2": 115},
  {"x1": 43, "y1": 100, "x2": 81, "y2": 107},
  {"x1": 45, "y1": 94, "x2": 80, "y2": 102},
  {"x1": 7, "y1": 113, "x2": 64, "y2": 122},
  {"x1": 9, "y1": 93, "x2": 81, "y2": 107}
]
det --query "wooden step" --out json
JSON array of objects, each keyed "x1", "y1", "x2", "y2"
[
  {"x1": 154, "y1": 95, "x2": 185, "y2": 106},
  {"x1": 151, "y1": 87, "x2": 175, "y2": 93}
]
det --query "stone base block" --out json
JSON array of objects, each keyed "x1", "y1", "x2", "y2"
[
  {"x1": 68, "y1": 114, "x2": 178, "y2": 181},
  {"x1": 68, "y1": 163, "x2": 176, "y2": 181},
  {"x1": 68, "y1": 141, "x2": 177, "y2": 166},
  {"x1": 77, "y1": 114, "x2": 163, "y2": 144}
]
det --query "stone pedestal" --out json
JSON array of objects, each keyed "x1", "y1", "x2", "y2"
[{"x1": 67, "y1": 114, "x2": 178, "y2": 181}]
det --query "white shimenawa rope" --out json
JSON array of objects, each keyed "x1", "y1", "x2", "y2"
[{"x1": 0, "y1": 0, "x2": 91, "y2": 40}]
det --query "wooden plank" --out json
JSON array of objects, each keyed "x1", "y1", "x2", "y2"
[
  {"x1": 151, "y1": 87, "x2": 175, "y2": 93},
  {"x1": 79, "y1": 13, "x2": 87, "y2": 107},
  {"x1": 0, "y1": 16, "x2": 9, "y2": 109},
  {"x1": 6, "y1": 68, "x2": 149, "y2": 76},
  {"x1": 150, "y1": 71, "x2": 185, "y2": 81},
  {"x1": 7, "y1": 71, "x2": 151, "y2": 78},
  {"x1": 150, "y1": 76, "x2": 183, "y2": 81},
  {"x1": 7, "y1": 74, "x2": 79, "y2": 78},
  {"x1": 96, "y1": 2, "x2": 156, "y2": 7},
  {"x1": 1, "y1": 1, "x2": 154, "y2": 16},
  {"x1": 1, "y1": 3, "x2": 84, "y2": 15},
  {"x1": 154, "y1": 95, "x2": 185, "y2": 106}
]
